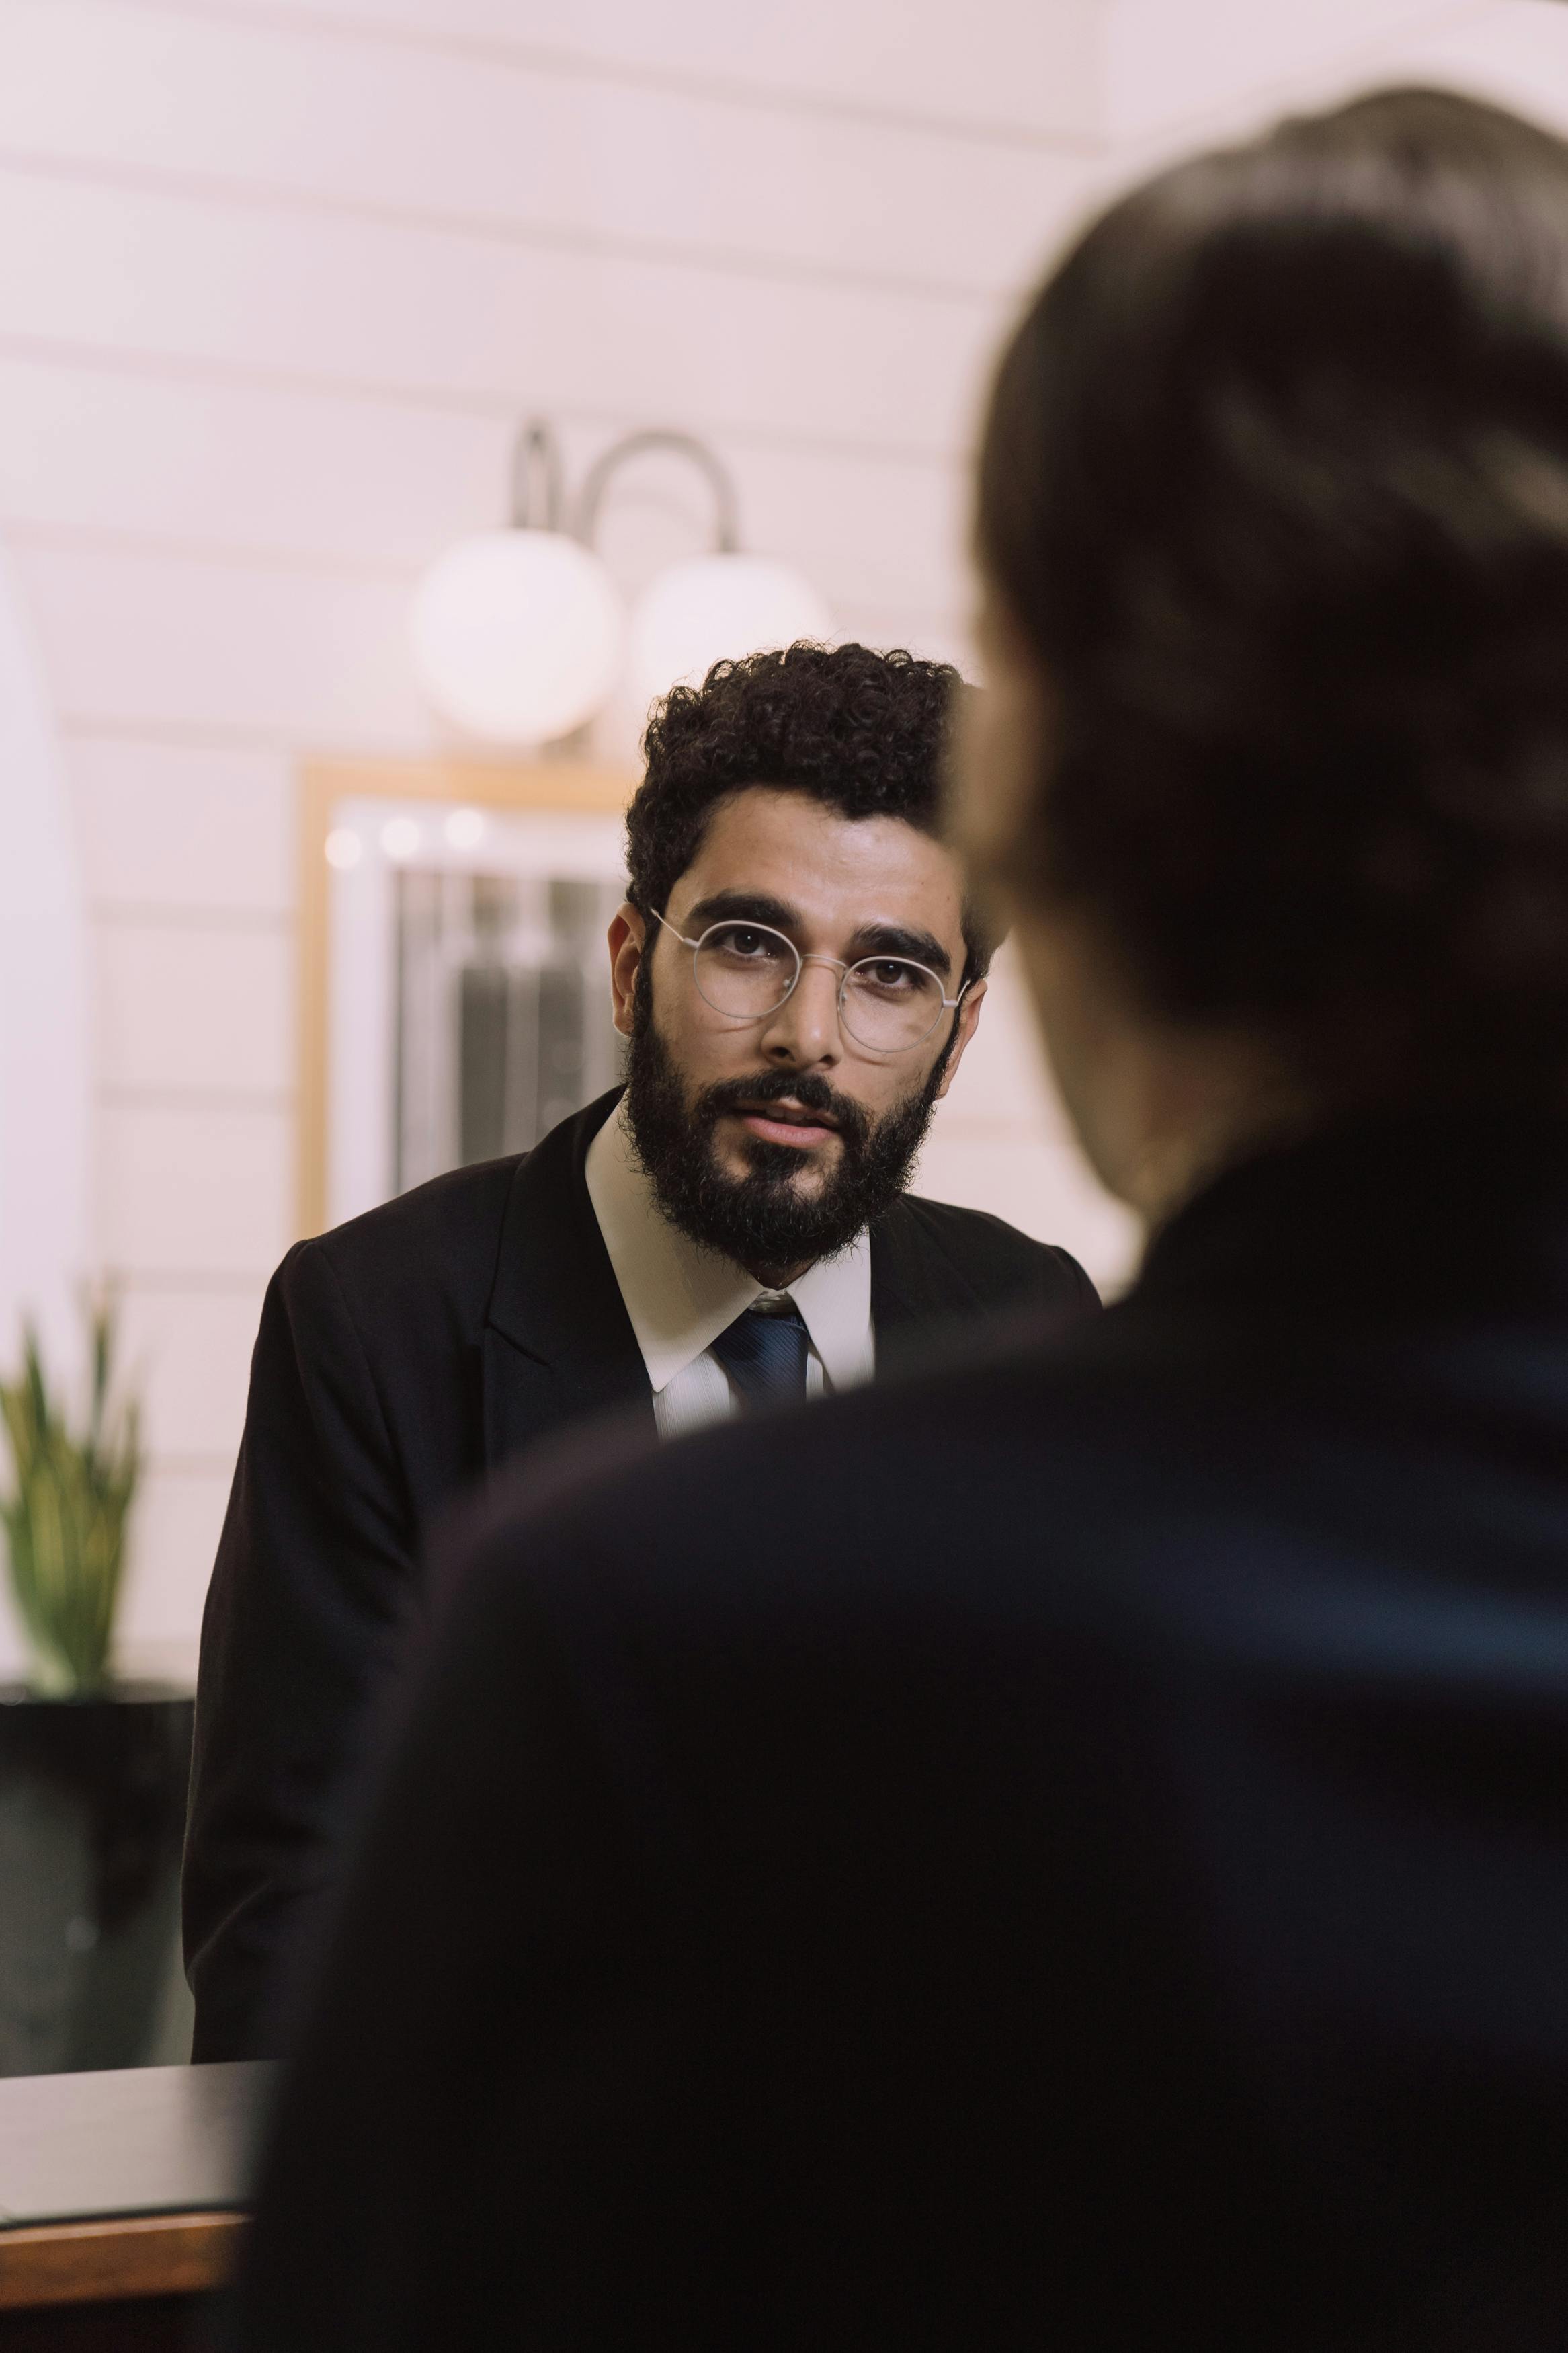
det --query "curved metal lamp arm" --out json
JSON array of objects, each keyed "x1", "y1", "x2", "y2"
[
  {"x1": 509, "y1": 419, "x2": 565, "y2": 530},
  {"x1": 573, "y1": 428, "x2": 740, "y2": 553}
]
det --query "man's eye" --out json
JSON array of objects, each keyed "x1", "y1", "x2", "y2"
[
  {"x1": 718, "y1": 926, "x2": 777, "y2": 959},
  {"x1": 862, "y1": 960, "x2": 917, "y2": 990}
]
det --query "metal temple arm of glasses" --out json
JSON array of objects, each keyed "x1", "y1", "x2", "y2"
[{"x1": 648, "y1": 906, "x2": 702, "y2": 951}]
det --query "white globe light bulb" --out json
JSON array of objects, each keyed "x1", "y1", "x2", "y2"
[
  {"x1": 628, "y1": 554, "x2": 833, "y2": 713},
  {"x1": 409, "y1": 529, "x2": 626, "y2": 745}
]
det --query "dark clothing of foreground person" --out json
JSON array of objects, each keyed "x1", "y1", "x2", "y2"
[
  {"x1": 184, "y1": 1088, "x2": 1089, "y2": 2063},
  {"x1": 226, "y1": 1109, "x2": 1568, "y2": 2352}
]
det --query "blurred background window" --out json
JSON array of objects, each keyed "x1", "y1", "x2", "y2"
[
  {"x1": 399, "y1": 869, "x2": 624, "y2": 1189},
  {"x1": 315, "y1": 784, "x2": 629, "y2": 1230}
]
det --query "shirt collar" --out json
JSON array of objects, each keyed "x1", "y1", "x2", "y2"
[{"x1": 585, "y1": 1101, "x2": 874, "y2": 1396}]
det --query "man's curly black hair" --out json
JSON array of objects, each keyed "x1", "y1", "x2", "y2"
[{"x1": 626, "y1": 641, "x2": 990, "y2": 984}]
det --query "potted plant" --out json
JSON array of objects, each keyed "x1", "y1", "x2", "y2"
[{"x1": 0, "y1": 1304, "x2": 192, "y2": 2074}]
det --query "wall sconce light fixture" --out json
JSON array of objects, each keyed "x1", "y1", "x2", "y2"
[{"x1": 409, "y1": 421, "x2": 831, "y2": 748}]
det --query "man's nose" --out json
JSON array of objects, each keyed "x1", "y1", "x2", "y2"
[{"x1": 757, "y1": 959, "x2": 843, "y2": 1066}]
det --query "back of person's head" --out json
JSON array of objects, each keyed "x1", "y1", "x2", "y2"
[{"x1": 977, "y1": 86, "x2": 1568, "y2": 1105}]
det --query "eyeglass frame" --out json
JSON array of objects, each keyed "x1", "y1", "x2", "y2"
[{"x1": 647, "y1": 906, "x2": 972, "y2": 1053}]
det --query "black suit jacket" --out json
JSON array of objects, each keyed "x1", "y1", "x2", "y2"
[
  {"x1": 184, "y1": 1088, "x2": 1094, "y2": 2062},
  {"x1": 229, "y1": 1109, "x2": 1568, "y2": 2351}
]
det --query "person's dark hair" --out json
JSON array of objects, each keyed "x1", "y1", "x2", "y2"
[
  {"x1": 977, "y1": 85, "x2": 1568, "y2": 1099},
  {"x1": 628, "y1": 641, "x2": 990, "y2": 983}
]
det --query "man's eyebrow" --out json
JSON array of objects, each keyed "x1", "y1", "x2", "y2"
[
  {"x1": 849, "y1": 923, "x2": 952, "y2": 978},
  {"x1": 682, "y1": 891, "x2": 802, "y2": 934}
]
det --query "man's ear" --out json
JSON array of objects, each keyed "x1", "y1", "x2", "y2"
[
  {"x1": 932, "y1": 977, "x2": 987, "y2": 1103},
  {"x1": 608, "y1": 901, "x2": 647, "y2": 1039}
]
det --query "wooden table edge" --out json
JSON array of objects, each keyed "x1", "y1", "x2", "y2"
[{"x1": 0, "y1": 2209, "x2": 248, "y2": 2308}]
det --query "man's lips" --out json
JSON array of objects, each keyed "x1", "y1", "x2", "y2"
[{"x1": 729, "y1": 1101, "x2": 841, "y2": 1148}]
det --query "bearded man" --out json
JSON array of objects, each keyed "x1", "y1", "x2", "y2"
[{"x1": 183, "y1": 640, "x2": 1096, "y2": 2063}]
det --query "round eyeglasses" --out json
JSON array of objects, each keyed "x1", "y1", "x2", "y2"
[{"x1": 651, "y1": 908, "x2": 968, "y2": 1054}]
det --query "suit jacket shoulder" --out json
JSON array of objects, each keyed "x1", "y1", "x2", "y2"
[
  {"x1": 293, "y1": 1152, "x2": 522, "y2": 1338},
  {"x1": 869, "y1": 1193, "x2": 1098, "y2": 1379},
  {"x1": 894, "y1": 1191, "x2": 1098, "y2": 1309}
]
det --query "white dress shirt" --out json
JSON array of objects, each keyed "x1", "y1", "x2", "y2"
[{"x1": 583, "y1": 1102, "x2": 875, "y2": 1439}]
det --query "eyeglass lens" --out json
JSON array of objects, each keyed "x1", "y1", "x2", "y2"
[{"x1": 692, "y1": 920, "x2": 946, "y2": 1051}]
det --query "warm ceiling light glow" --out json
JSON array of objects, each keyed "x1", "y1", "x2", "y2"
[
  {"x1": 324, "y1": 826, "x2": 363, "y2": 870},
  {"x1": 444, "y1": 807, "x2": 486, "y2": 851},
  {"x1": 380, "y1": 817, "x2": 422, "y2": 862},
  {"x1": 409, "y1": 530, "x2": 625, "y2": 746},
  {"x1": 628, "y1": 553, "x2": 833, "y2": 714},
  {"x1": 407, "y1": 421, "x2": 829, "y2": 748}
]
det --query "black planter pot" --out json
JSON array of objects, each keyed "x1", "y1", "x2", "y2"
[{"x1": 0, "y1": 1682, "x2": 194, "y2": 2076}]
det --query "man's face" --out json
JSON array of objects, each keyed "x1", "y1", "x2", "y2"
[{"x1": 609, "y1": 786, "x2": 986, "y2": 1279}]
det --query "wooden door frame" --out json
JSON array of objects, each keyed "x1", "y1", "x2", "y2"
[{"x1": 297, "y1": 756, "x2": 634, "y2": 1238}]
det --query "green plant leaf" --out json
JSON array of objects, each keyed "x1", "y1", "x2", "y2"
[{"x1": 0, "y1": 1300, "x2": 145, "y2": 1696}]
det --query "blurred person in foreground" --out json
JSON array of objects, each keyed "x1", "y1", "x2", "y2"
[
  {"x1": 185, "y1": 641, "x2": 1094, "y2": 2064},
  {"x1": 226, "y1": 87, "x2": 1568, "y2": 2352}
]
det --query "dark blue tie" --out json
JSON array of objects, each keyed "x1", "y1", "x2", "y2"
[{"x1": 709, "y1": 1302, "x2": 810, "y2": 1412}]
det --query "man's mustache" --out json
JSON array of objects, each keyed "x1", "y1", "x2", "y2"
[{"x1": 696, "y1": 1068, "x2": 871, "y2": 1148}]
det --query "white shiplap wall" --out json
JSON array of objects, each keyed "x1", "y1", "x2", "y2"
[
  {"x1": 2, "y1": 0, "x2": 1559, "y2": 1676},
  {"x1": 0, "y1": 0, "x2": 1114, "y2": 1679}
]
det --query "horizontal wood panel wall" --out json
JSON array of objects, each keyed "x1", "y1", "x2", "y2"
[{"x1": 0, "y1": 0, "x2": 1518, "y2": 1676}]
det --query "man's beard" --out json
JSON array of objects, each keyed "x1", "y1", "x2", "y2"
[{"x1": 623, "y1": 978, "x2": 951, "y2": 1279}]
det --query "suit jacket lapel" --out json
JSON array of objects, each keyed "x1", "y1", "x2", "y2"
[{"x1": 482, "y1": 1090, "x2": 655, "y2": 1472}]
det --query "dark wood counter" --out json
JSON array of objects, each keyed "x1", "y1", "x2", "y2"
[{"x1": 0, "y1": 2064, "x2": 267, "y2": 2348}]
